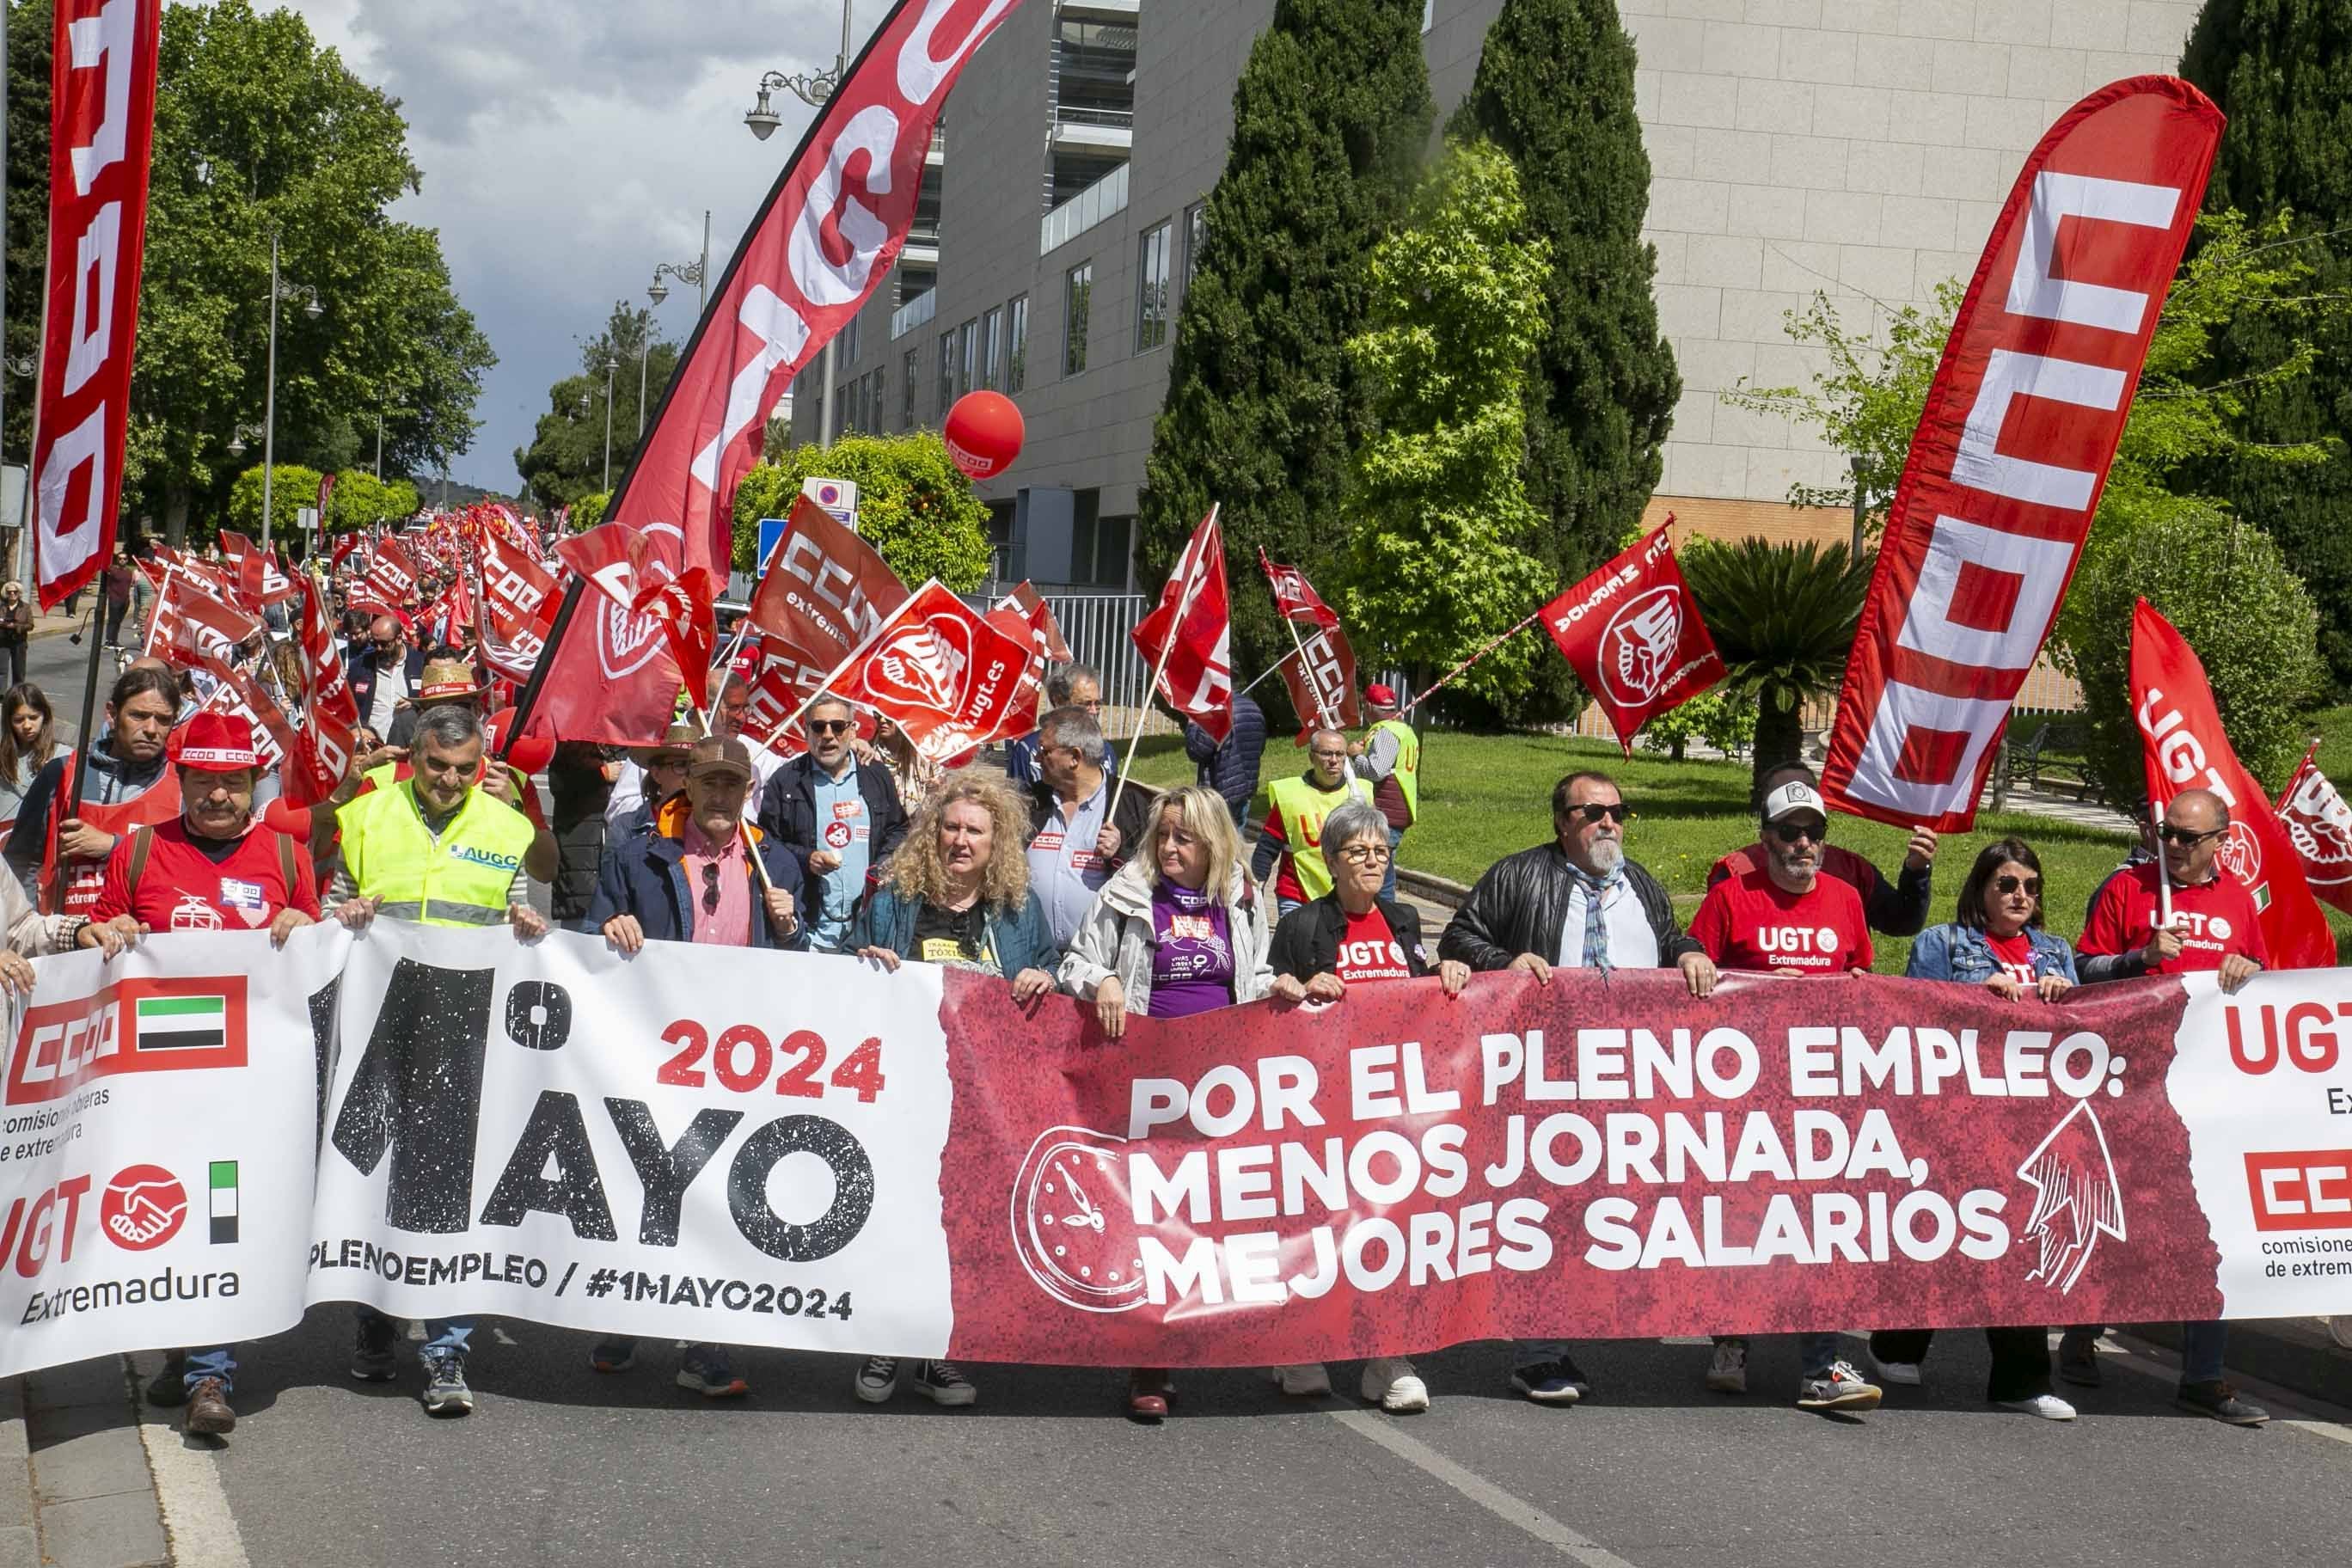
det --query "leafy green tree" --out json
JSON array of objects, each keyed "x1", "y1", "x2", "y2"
[
  {"x1": 733, "y1": 434, "x2": 993, "y2": 591},
  {"x1": 225, "y1": 462, "x2": 321, "y2": 541},
  {"x1": 2066, "y1": 505, "x2": 2324, "y2": 801},
  {"x1": 322, "y1": 471, "x2": 419, "y2": 533},
  {"x1": 569, "y1": 491, "x2": 611, "y2": 531},
  {"x1": 2, "y1": 2, "x2": 495, "y2": 542},
  {"x1": 1446, "y1": 0, "x2": 1679, "y2": 714},
  {"x1": 1681, "y1": 536, "x2": 1871, "y2": 793},
  {"x1": 1636, "y1": 687, "x2": 1755, "y2": 763},
  {"x1": 1338, "y1": 139, "x2": 1553, "y2": 708},
  {"x1": 1136, "y1": 0, "x2": 1432, "y2": 714},
  {"x1": 2183, "y1": 0, "x2": 2352, "y2": 691},
  {"x1": 515, "y1": 303, "x2": 681, "y2": 510}
]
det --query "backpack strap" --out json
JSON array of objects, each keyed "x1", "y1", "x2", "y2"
[
  {"x1": 126, "y1": 825, "x2": 156, "y2": 903},
  {"x1": 276, "y1": 830, "x2": 297, "y2": 898}
]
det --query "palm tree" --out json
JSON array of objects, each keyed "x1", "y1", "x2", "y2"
[{"x1": 1681, "y1": 536, "x2": 1872, "y2": 797}]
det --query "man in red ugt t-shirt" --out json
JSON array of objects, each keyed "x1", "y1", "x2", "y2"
[
  {"x1": 2077, "y1": 787, "x2": 2268, "y2": 988},
  {"x1": 1688, "y1": 781, "x2": 1873, "y2": 977},
  {"x1": 81, "y1": 711, "x2": 321, "y2": 949}
]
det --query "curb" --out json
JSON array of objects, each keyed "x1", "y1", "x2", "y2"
[
  {"x1": 2, "y1": 1377, "x2": 33, "y2": 1568},
  {"x1": 1397, "y1": 866, "x2": 1468, "y2": 908}
]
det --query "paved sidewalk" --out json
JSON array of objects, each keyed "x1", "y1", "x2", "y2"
[{"x1": 6, "y1": 1361, "x2": 168, "y2": 1568}]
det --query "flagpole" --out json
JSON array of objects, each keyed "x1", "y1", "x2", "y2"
[
  {"x1": 1235, "y1": 644, "x2": 1308, "y2": 700},
  {"x1": 1280, "y1": 614, "x2": 1339, "y2": 733},
  {"x1": 1108, "y1": 504, "x2": 1216, "y2": 831},
  {"x1": 707, "y1": 530, "x2": 790, "y2": 714},
  {"x1": 1397, "y1": 606, "x2": 1546, "y2": 717}
]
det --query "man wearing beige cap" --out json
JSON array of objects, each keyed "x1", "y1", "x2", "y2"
[{"x1": 582, "y1": 733, "x2": 804, "y2": 1396}]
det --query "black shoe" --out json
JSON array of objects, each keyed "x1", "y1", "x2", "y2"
[
  {"x1": 1509, "y1": 1357, "x2": 1590, "y2": 1405},
  {"x1": 2057, "y1": 1337, "x2": 2102, "y2": 1388},
  {"x1": 351, "y1": 1315, "x2": 399, "y2": 1381},
  {"x1": 144, "y1": 1353, "x2": 189, "y2": 1407},
  {"x1": 185, "y1": 1377, "x2": 236, "y2": 1436},
  {"x1": 2177, "y1": 1380, "x2": 2268, "y2": 1425}
]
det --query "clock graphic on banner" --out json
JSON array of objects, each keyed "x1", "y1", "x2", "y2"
[{"x1": 1011, "y1": 1127, "x2": 1149, "y2": 1313}]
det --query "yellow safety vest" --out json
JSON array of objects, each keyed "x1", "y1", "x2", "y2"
[
  {"x1": 1372, "y1": 717, "x2": 1420, "y2": 824},
  {"x1": 1265, "y1": 772, "x2": 1372, "y2": 902},
  {"x1": 338, "y1": 779, "x2": 536, "y2": 928}
]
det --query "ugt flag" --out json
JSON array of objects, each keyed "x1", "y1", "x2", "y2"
[
  {"x1": 2275, "y1": 744, "x2": 2352, "y2": 919},
  {"x1": 1540, "y1": 524, "x2": 1725, "y2": 755}
]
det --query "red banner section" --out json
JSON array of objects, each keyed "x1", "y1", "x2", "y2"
[
  {"x1": 1132, "y1": 508, "x2": 1234, "y2": 744},
  {"x1": 1822, "y1": 77, "x2": 2223, "y2": 832},
  {"x1": 2277, "y1": 746, "x2": 2352, "y2": 918},
  {"x1": 938, "y1": 968, "x2": 2219, "y2": 1364},
  {"x1": 32, "y1": 0, "x2": 162, "y2": 609},
  {"x1": 609, "y1": 0, "x2": 1028, "y2": 571},
  {"x1": 1540, "y1": 524, "x2": 1724, "y2": 755}
]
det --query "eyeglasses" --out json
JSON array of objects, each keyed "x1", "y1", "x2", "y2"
[
  {"x1": 1767, "y1": 820, "x2": 1828, "y2": 844},
  {"x1": 1338, "y1": 843, "x2": 1391, "y2": 866},
  {"x1": 808, "y1": 719, "x2": 854, "y2": 735},
  {"x1": 2159, "y1": 824, "x2": 2225, "y2": 847},
  {"x1": 1309, "y1": 751, "x2": 1350, "y2": 766},
  {"x1": 1994, "y1": 873, "x2": 2043, "y2": 897},
  {"x1": 1564, "y1": 803, "x2": 1632, "y2": 826},
  {"x1": 701, "y1": 863, "x2": 721, "y2": 916}
]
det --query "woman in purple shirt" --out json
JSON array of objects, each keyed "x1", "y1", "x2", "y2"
[{"x1": 1059, "y1": 785, "x2": 1274, "y2": 1419}]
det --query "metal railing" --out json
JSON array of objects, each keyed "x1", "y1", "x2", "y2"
[
  {"x1": 889, "y1": 286, "x2": 937, "y2": 341},
  {"x1": 968, "y1": 589, "x2": 1182, "y2": 738},
  {"x1": 1040, "y1": 161, "x2": 1129, "y2": 254},
  {"x1": 1052, "y1": 104, "x2": 1134, "y2": 128}
]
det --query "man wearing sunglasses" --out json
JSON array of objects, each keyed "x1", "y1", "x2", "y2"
[
  {"x1": 1708, "y1": 762, "x2": 1937, "y2": 937},
  {"x1": 1686, "y1": 779, "x2": 1884, "y2": 1415},
  {"x1": 757, "y1": 694, "x2": 907, "y2": 952},
  {"x1": 2067, "y1": 786, "x2": 2269, "y2": 1424},
  {"x1": 1439, "y1": 769, "x2": 1714, "y2": 1408}
]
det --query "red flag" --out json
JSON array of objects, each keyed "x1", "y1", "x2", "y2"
[
  {"x1": 842, "y1": 582, "x2": 1038, "y2": 762},
  {"x1": 147, "y1": 572, "x2": 261, "y2": 670},
  {"x1": 1539, "y1": 524, "x2": 1726, "y2": 756},
  {"x1": 1823, "y1": 78, "x2": 2223, "y2": 832},
  {"x1": 480, "y1": 529, "x2": 558, "y2": 640},
  {"x1": 732, "y1": 640, "x2": 812, "y2": 760},
  {"x1": 1131, "y1": 507, "x2": 1234, "y2": 744},
  {"x1": 632, "y1": 567, "x2": 720, "y2": 712},
  {"x1": 1259, "y1": 548, "x2": 1341, "y2": 633},
  {"x1": 607, "y1": 3, "x2": 1026, "y2": 573},
  {"x1": 294, "y1": 573, "x2": 358, "y2": 730},
  {"x1": 2276, "y1": 746, "x2": 2352, "y2": 919},
  {"x1": 2130, "y1": 599, "x2": 2335, "y2": 969},
  {"x1": 316, "y1": 471, "x2": 337, "y2": 525},
  {"x1": 1277, "y1": 624, "x2": 1362, "y2": 739},
  {"x1": 997, "y1": 581, "x2": 1071, "y2": 663},
  {"x1": 359, "y1": 535, "x2": 421, "y2": 612},
  {"x1": 747, "y1": 495, "x2": 910, "y2": 685},
  {"x1": 330, "y1": 530, "x2": 359, "y2": 572},
  {"x1": 31, "y1": 0, "x2": 162, "y2": 609},
  {"x1": 522, "y1": 520, "x2": 687, "y2": 744}
]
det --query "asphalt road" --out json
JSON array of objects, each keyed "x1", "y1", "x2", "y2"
[
  {"x1": 25, "y1": 627, "x2": 117, "y2": 749},
  {"x1": 117, "y1": 1318, "x2": 2352, "y2": 1568}
]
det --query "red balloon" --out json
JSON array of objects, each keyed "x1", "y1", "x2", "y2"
[
  {"x1": 261, "y1": 799, "x2": 311, "y2": 841},
  {"x1": 944, "y1": 391, "x2": 1025, "y2": 481}
]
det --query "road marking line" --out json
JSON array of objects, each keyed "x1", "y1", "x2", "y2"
[
  {"x1": 1326, "y1": 1407, "x2": 1642, "y2": 1568},
  {"x1": 124, "y1": 1352, "x2": 253, "y2": 1568},
  {"x1": 2098, "y1": 1334, "x2": 2352, "y2": 1449}
]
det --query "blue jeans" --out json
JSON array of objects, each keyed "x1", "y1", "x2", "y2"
[
  {"x1": 1277, "y1": 896, "x2": 1306, "y2": 920},
  {"x1": 1717, "y1": 1332, "x2": 1845, "y2": 1378},
  {"x1": 187, "y1": 1346, "x2": 236, "y2": 1393},
  {"x1": 1381, "y1": 826, "x2": 1404, "y2": 900},
  {"x1": 2063, "y1": 1320, "x2": 2225, "y2": 1382},
  {"x1": 356, "y1": 1304, "x2": 474, "y2": 1361}
]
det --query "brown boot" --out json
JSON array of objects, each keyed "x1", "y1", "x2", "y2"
[{"x1": 185, "y1": 1377, "x2": 236, "y2": 1436}]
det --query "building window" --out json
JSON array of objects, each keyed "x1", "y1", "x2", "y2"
[
  {"x1": 1008, "y1": 294, "x2": 1029, "y2": 392},
  {"x1": 1136, "y1": 219, "x2": 1173, "y2": 352},
  {"x1": 902, "y1": 348, "x2": 919, "y2": 427},
  {"x1": 842, "y1": 314, "x2": 862, "y2": 365},
  {"x1": 938, "y1": 331, "x2": 955, "y2": 413},
  {"x1": 1064, "y1": 260, "x2": 1093, "y2": 375},
  {"x1": 957, "y1": 318, "x2": 979, "y2": 399},
  {"x1": 1423, "y1": 0, "x2": 1436, "y2": 32},
  {"x1": 981, "y1": 306, "x2": 1004, "y2": 390}
]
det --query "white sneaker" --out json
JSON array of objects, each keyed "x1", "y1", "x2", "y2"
[
  {"x1": 854, "y1": 1355, "x2": 900, "y2": 1404},
  {"x1": 1267, "y1": 1363, "x2": 1331, "y2": 1397},
  {"x1": 1705, "y1": 1339, "x2": 1748, "y2": 1394},
  {"x1": 1869, "y1": 1351, "x2": 1922, "y2": 1387},
  {"x1": 1997, "y1": 1393, "x2": 2077, "y2": 1421},
  {"x1": 1361, "y1": 1357, "x2": 1428, "y2": 1412},
  {"x1": 1797, "y1": 1361, "x2": 1883, "y2": 1412}
]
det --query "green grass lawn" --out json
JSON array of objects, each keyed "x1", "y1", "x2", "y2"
[{"x1": 1122, "y1": 724, "x2": 2352, "y2": 972}]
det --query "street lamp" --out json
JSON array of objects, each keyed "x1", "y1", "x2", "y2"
[
  {"x1": 227, "y1": 422, "x2": 263, "y2": 458},
  {"x1": 256, "y1": 230, "x2": 322, "y2": 556},
  {"x1": 747, "y1": 5, "x2": 858, "y2": 450},
  {"x1": 645, "y1": 211, "x2": 713, "y2": 438},
  {"x1": 601, "y1": 356, "x2": 617, "y2": 491}
]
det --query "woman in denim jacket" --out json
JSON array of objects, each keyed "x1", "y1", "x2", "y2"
[{"x1": 1870, "y1": 837, "x2": 2079, "y2": 1418}]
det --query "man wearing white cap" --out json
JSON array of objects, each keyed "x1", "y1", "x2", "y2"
[{"x1": 1685, "y1": 779, "x2": 1881, "y2": 1416}]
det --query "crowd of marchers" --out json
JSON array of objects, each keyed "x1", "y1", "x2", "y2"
[{"x1": 0, "y1": 603, "x2": 2276, "y2": 1440}]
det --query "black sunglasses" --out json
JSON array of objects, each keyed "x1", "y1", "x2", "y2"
[
  {"x1": 701, "y1": 863, "x2": 721, "y2": 916},
  {"x1": 2158, "y1": 824, "x2": 2224, "y2": 847},
  {"x1": 808, "y1": 719, "x2": 854, "y2": 735},
  {"x1": 1767, "y1": 819, "x2": 1828, "y2": 844},
  {"x1": 1563, "y1": 803, "x2": 1632, "y2": 825},
  {"x1": 1994, "y1": 873, "x2": 2042, "y2": 897}
]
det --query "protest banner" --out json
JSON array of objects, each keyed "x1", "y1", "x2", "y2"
[{"x1": 5, "y1": 925, "x2": 2349, "y2": 1379}]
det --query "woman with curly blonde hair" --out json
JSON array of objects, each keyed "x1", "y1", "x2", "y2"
[{"x1": 842, "y1": 771, "x2": 1059, "y2": 1412}]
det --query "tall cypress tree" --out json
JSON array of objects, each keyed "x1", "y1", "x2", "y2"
[
  {"x1": 1136, "y1": 0, "x2": 1432, "y2": 708},
  {"x1": 1449, "y1": 0, "x2": 1680, "y2": 717},
  {"x1": 2181, "y1": 0, "x2": 2352, "y2": 693}
]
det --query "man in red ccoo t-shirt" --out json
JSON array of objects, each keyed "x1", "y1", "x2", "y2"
[
  {"x1": 77, "y1": 710, "x2": 320, "y2": 1444},
  {"x1": 1686, "y1": 780, "x2": 1881, "y2": 1418},
  {"x1": 2067, "y1": 786, "x2": 2269, "y2": 1427}
]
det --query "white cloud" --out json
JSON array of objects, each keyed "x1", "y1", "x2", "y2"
[{"x1": 279, "y1": 0, "x2": 861, "y2": 493}]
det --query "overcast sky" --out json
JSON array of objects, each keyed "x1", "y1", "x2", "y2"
[{"x1": 285, "y1": 0, "x2": 869, "y2": 496}]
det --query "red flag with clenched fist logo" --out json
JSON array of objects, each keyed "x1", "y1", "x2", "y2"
[
  {"x1": 1540, "y1": 524, "x2": 1724, "y2": 756},
  {"x1": 2275, "y1": 745, "x2": 2352, "y2": 918},
  {"x1": 2129, "y1": 599, "x2": 2333, "y2": 969},
  {"x1": 842, "y1": 582, "x2": 1036, "y2": 763},
  {"x1": 1132, "y1": 507, "x2": 1234, "y2": 744}
]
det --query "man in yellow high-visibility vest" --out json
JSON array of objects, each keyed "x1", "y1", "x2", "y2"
[
  {"x1": 1251, "y1": 727, "x2": 1372, "y2": 917},
  {"x1": 1350, "y1": 683, "x2": 1418, "y2": 900},
  {"x1": 331, "y1": 703, "x2": 548, "y2": 1420}
]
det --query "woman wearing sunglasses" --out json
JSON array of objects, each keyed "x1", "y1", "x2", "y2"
[{"x1": 1863, "y1": 836, "x2": 2078, "y2": 1419}]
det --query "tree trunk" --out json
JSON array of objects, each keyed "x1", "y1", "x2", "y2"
[
  {"x1": 1750, "y1": 691, "x2": 1805, "y2": 799},
  {"x1": 164, "y1": 488, "x2": 189, "y2": 548}
]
